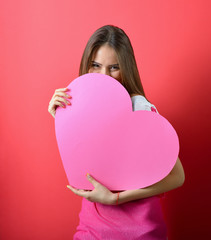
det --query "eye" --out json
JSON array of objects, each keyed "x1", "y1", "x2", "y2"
[
  {"x1": 91, "y1": 63, "x2": 100, "y2": 68},
  {"x1": 110, "y1": 65, "x2": 120, "y2": 71}
]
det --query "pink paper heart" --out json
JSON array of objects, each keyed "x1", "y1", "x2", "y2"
[{"x1": 55, "y1": 73, "x2": 179, "y2": 191}]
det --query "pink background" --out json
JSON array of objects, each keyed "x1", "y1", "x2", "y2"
[{"x1": 0, "y1": 0, "x2": 210, "y2": 239}]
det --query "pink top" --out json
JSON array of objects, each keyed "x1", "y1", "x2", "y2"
[{"x1": 73, "y1": 95, "x2": 167, "y2": 240}]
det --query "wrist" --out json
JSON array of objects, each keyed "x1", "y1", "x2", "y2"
[{"x1": 111, "y1": 192, "x2": 121, "y2": 205}]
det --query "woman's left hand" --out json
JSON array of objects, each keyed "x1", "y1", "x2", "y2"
[{"x1": 67, "y1": 173, "x2": 117, "y2": 205}]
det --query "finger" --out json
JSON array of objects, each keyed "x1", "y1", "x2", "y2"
[
  {"x1": 49, "y1": 99, "x2": 65, "y2": 109},
  {"x1": 67, "y1": 185, "x2": 89, "y2": 198},
  {"x1": 53, "y1": 91, "x2": 72, "y2": 99},
  {"x1": 55, "y1": 87, "x2": 70, "y2": 92},
  {"x1": 54, "y1": 96, "x2": 71, "y2": 105},
  {"x1": 86, "y1": 173, "x2": 99, "y2": 188},
  {"x1": 53, "y1": 100, "x2": 66, "y2": 108},
  {"x1": 67, "y1": 185, "x2": 86, "y2": 195}
]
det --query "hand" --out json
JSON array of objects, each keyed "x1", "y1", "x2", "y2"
[
  {"x1": 48, "y1": 87, "x2": 72, "y2": 118},
  {"x1": 67, "y1": 173, "x2": 117, "y2": 205}
]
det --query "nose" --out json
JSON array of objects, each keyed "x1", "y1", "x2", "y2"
[{"x1": 100, "y1": 68, "x2": 110, "y2": 76}]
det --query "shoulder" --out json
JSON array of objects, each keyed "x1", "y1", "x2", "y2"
[{"x1": 130, "y1": 95, "x2": 159, "y2": 113}]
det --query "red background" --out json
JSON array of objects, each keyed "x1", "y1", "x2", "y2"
[{"x1": 0, "y1": 0, "x2": 210, "y2": 239}]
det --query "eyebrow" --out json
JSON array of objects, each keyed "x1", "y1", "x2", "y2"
[{"x1": 91, "y1": 61, "x2": 119, "y2": 67}]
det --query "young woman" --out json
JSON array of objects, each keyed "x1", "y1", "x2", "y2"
[{"x1": 48, "y1": 25, "x2": 185, "y2": 239}]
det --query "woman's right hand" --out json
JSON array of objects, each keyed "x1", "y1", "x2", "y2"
[{"x1": 48, "y1": 87, "x2": 72, "y2": 118}]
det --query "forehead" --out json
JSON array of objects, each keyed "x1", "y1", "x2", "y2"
[{"x1": 92, "y1": 44, "x2": 118, "y2": 64}]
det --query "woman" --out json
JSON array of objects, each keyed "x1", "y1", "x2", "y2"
[{"x1": 48, "y1": 25, "x2": 185, "y2": 239}]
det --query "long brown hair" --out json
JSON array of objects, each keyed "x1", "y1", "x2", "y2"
[{"x1": 79, "y1": 25, "x2": 147, "y2": 98}]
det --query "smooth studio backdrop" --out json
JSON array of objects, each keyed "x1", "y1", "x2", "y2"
[{"x1": 0, "y1": 0, "x2": 210, "y2": 239}]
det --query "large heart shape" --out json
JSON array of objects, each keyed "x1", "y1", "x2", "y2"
[{"x1": 55, "y1": 73, "x2": 179, "y2": 191}]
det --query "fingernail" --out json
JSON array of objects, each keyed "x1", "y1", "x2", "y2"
[{"x1": 86, "y1": 173, "x2": 90, "y2": 178}]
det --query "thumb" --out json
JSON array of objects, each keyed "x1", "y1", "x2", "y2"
[{"x1": 86, "y1": 173, "x2": 97, "y2": 186}]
